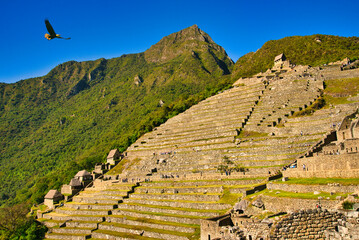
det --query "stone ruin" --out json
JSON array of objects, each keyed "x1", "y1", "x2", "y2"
[
  {"x1": 284, "y1": 110, "x2": 359, "y2": 178},
  {"x1": 201, "y1": 208, "x2": 359, "y2": 240}
]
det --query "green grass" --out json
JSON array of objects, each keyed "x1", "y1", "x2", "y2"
[
  {"x1": 218, "y1": 187, "x2": 242, "y2": 204},
  {"x1": 323, "y1": 77, "x2": 359, "y2": 105},
  {"x1": 263, "y1": 189, "x2": 347, "y2": 200},
  {"x1": 274, "y1": 177, "x2": 359, "y2": 186},
  {"x1": 290, "y1": 97, "x2": 325, "y2": 117},
  {"x1": 107, "y1": 157, "x2": 142, "y2": 175},
  {"x1": 236, "y1": 130, "x2": 268, "y2": 139}
]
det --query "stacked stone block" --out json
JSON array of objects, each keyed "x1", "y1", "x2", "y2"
[{"x1": 271, "y1": 209, "x2": 342, "y2": 240}]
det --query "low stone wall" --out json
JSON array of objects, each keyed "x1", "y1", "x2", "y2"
[
  {"x1": 271, "y1": 209, "x2": 343, "y2": 239},
  {"x1": 66, "y1": 221, "x2": 99, "y2": 229},
  {"x1": 72, "y1": 196, "x2": 120, "y2": 204},
  {"x1": 141, "y1": 177, "x2": 265, "y2": 186},
  {"x1": 51, "y1": 228, "x2": 92, "y2": 234},
  {"x1": 64, "y1": 203, "x2": 116, "y2": 210},
  {"x1": 98, "y1": 223, "x2": 189, "y2": 240},
  {"x1": 109, "y1": 211, "x2": 200, "y2": 225},
  {"x1": 123, "y1": 198, "x2": 231, "y2": 210},
  {"x1": 55, "y1": 208, "x2": 110, "y2": 216},
  {"x1": 136, "y1": 186, "x2": 223, "y2": 194},
  {"x1": 115, "y1": 218, "x2": 195, "y2": 233},
  {"x1": 91, "y1": 231, "x2": 121, "y2": 240},
  {"x1": 284, "y1": 153, "x2": 359, "y2": 178},
  {"x1": 325, "y1": 210, "x2": 359, "y2": 239},
  {"x1": 268, "y1": 182, "x2": 359, "y2": 194},
  {"x1": 129, "y1": 193, "x2": 220, "y2": 202},
  {"x1": 261, "y1": 195, "x2": 339, "y2": 213},
  {"x1": 45, "y1": 233, "x2": 87, "y2": 240},
  {"x1": 117, "y1": 204, "x2": 219, "y2": 218},
  {"x1": 284, "y1": 169, "x2": 359, "y2": 178}
]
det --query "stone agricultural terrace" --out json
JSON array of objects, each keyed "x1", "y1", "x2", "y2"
[{"x1": 41, "y1": 61, "x2": 359, "y2": 239}]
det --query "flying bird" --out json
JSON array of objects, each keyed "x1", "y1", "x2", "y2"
[{"x1": 44, "y1": 19, "x2": 71, "y2": 40}]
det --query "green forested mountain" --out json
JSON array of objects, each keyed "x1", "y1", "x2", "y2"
[
  {"x1": 1, "y1": 28, "x2": 359, "y2": 207},
  {"x1": 0, "y1": 25, "x2": 233, "y2": 205},
  {"x1": 232, "y1": 34, "x2": 359, "y2": 80}
]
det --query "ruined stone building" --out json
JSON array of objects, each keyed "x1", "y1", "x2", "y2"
[
  {"x1": 285, "y1": 111, "x2": 359, "y2": 178},
  {"x1": 44, "y1": 189, "x2": 63, "y2": 209},
  {"x1": 272, "y1": 53, "x2": 292, "y2": 71}
]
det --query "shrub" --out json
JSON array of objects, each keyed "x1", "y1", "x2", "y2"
[{"x1": 342, "y1": 201, "x2": 354, "y2": 209}]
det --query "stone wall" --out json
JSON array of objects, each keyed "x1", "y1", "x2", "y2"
[
  {"x1": 200, "y1": 214, "x2": 232, "y2": 240},
  {"x1": 267, "y1": 182, "x2": 359, "y2": 194},
  {"x1": 260, "y1": 195, "x2": 339, "y2": 213},
  {"x1": 325, "y1": 210, "x2": 359, "y2": 239},
  {"x1": 284, "y1": 152, "x2": 359, "y2": 178},
  {"x1": 271, "y1": 209, "x2": 343, "y2": 239}
]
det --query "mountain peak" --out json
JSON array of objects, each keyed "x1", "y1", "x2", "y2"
[{"x1": 144, "y1": 25, "x2": 220, "y2": 63}]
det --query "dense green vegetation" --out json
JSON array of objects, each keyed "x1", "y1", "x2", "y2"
[
  {"x1": 232, "y1": 35, "x2": 359, "y2": 80},
  {"x1": 0, "y1": 25, "x2": 233, "y2": 206},
  {"x1": 0, "y1": 204, "x2": 47, "y2": 239}
]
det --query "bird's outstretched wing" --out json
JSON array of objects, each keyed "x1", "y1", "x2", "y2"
[
  {"x1": 58, "y1": 36, "x2": 71, "y2": 40},
  {"x1": 45, "y1": 19, "x2": 56, "y2": 35}
]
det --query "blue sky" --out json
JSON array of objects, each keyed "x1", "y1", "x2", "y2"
[{"x1": 1, "y1": 0, "x2": 358, "y2": 83}]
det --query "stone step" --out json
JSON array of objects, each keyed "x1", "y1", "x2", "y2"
[
  {"x1": 129, "y1": 192, "x2": 221, "y2": 202},
  {"x1": 91, "y1": 229, "x2": 163, "y2": 240},
  {"x1": 138, "y1": 136, "x2": 236, "y2": 150},
  {"x1": 43, "y1": 212, "x2": 105, "y2": 222},
  {"x1": 51, "y1": 227, "x2": 94, "y2": 235},
  {"x1": 72, "y1": 196, "x2": 122, "y2": 204},
  {"x1": 135, "y1": 186, "x2": 223, "y2": 194},
  {"x1": 83, "y1": 189, "x2": 130, "y2": 194},
  {"x1": 45, "y1": 232, "x2": 90, "y2": 240},
  {"x1": 110, "y1": 217, "x2": 196, "y2": 233},
  {"x1": 55, "y1": 208, "x2": 111, "y2": 216},
  {"x1": 109, "y1": 210, "x2": 201, "y2": 225},
  {"x1": 98, "y1": 222, "x2": 190, "y2": 240},
  {"x1": 163, "y1": 109, "x2": 251, "y2": 125},
  {"x1": 123, "y1": 198, "x2": 231, "y2": 211},
  {"x1": 78, "y1": 191, "x2": 127, "y2": 198},
  {"x1": 140, "y1": 178, "x2": 265, "y2": 187},
  {"x1": 41, "y1": 219, "x2": 65, "y2": 228},
  {"x1": 116, "y1": 203, "x2": 221, "y2": 218},
  {"x1": 66, "y1": 220, "x2": 101, "y2": 229},
  {"x1": 65, "y1": 202, "x2": 118, "y2": 210},
  {"x1": 141, "y1": 129, "x2": 236, "y2": 146},
  {"x1": 130, "y1": 122, "x2": 242, "y2": 142},
  {"x1": 185, "y1": 96, "x2": 258, "y2": 113},
  {"x1": 139, "y1": 134, "x2": 236, "y2": 147}
]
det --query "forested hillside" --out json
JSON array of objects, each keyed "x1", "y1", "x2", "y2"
[
  {"x1": 0, "y1": 25, "x2": 233, "y2": 206},
  {"x1": 232, "y1": 34, "x2": 359, "y2": 79}
]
